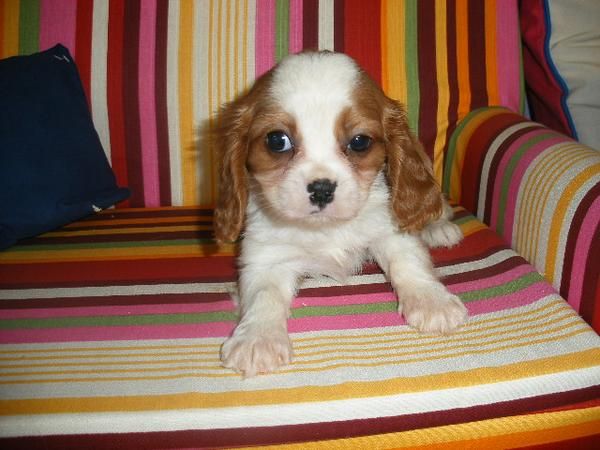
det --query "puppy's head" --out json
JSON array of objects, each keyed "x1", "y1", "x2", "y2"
[{"x1": 214, "y1": 52, "x2": 442, "y2": 242}]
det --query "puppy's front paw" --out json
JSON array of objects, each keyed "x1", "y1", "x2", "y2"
[
  {"x1": 420, "y1": 220, "x2": 463, "y2": 248},
  {"x1": 221, "y1": 326, "x2": 293, "y2": 377},
  {"x1": 399, "y1": 284, "x2": 467, "y2": 334}
]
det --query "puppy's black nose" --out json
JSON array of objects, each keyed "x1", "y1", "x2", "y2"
[{"x1": 307, "y1": 178, "x2": 337, "y2": 209}]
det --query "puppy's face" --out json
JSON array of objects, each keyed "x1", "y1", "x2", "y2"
[
  {"x1": 214, "y1": 52, "x2": 442, "y2": 242},
  {"x1": 245, "y1": 53, "x2": 386, "y2": 223}
]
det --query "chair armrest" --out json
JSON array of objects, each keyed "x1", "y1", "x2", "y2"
[{"x1": 443, "y1": 107, "x2": 600, "y2": 331}]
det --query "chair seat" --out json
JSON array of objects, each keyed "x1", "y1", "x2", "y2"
[{"x1": 1, "y1": 206, "x2": 599, "y2": 448}]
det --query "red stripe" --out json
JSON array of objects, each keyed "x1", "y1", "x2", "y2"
[
  {"x1": 0, "y1": 257, "x2": 237, "y2": 288},
  {"x1": 107, "y1": 0, "x2": 130, "y2": 207},
  {"x1": 302, "y1": 0, "x2": 318, "y2": 50},
  {"x1": 74, "y1": 0, "x2": 93, "y2": 105},
  {"x1": 458, "y1": 112, "x2": 525, "y2": 214},
  {"x1": 417, "y1": 0, "x2": 438, "y2": 161},
  {"x1": 467, "y1": 0, "x2": 488, "y2": 110},
  {"x1": 333, "y1": 0, "x2": 345, "y2": 52},
  {"x1": 122, "y1": 0, "x2": 144, "y2": 206},
  {"x1": 343, "y1": 0, "x2": 381, "y2": 85},
  {"x1": 481, "y1": 124, "x2": 543, "y2": 225},
  {"x1": 155, "y1": 0, "x2": 171, "y2": 205}
]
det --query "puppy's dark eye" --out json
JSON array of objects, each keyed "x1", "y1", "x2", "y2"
[
  {"x1": 347, "y1": 134, "x2": 372, "y2": 152},
  {"x1": 266, "y1": 131, "x2": 294, "y2": 153}
]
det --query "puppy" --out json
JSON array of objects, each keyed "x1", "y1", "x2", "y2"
[{"x1": 214, "y1": 51, "x2": 467, "y2": 377}]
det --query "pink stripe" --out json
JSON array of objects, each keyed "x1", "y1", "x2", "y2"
[
  {"x1": 502, "y1": 135, "x2": 565, "y2": 243},
  {"x1": 568, "y1": 196, "x2": 600, "y2": 312},
  {"x1": 288, "y1": 0, "x2": 303, "y2": 54},
  {"x1": 464, "y1": 282, "x2": 556, "y2": 315},
  {"x1": 496, "y1": 0, "x2": 521, "y2": 111},
  {"x1": 449, "y1": 265, "x2": 536, "y2": 295},
  {"x1": 138, "y1": 0, "x2": 160, "y2": 207},
  {"x1": 255, "y1": 0, "x2": 276, "y2": 77},
  {"x1": 1, "y1": 287, "x2": 556, "y2": 344},
  {"x1": 39, "y1": 0, "x2": 77, "y2": 54},
  {"x1": 488, "y1": 129, "x2": 557, "y2": 229}
]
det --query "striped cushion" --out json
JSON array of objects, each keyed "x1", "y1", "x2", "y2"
[
  {"x1": 0, "y1": 0, "x2": 524, "y2": 207},
  {"x1": 1, "y1": 207, "x2": 599, "y2": 446},
  {"x1": 445, "y1": 107, "x2": 600, "y2": 331}
]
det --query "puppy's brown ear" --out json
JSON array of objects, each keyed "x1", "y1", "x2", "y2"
[
  {"x1": 383, "y1": 99, "x2": 443, "y2": 232},
  {"x1": 213, "y1": 96, "x2": 252, "y2": 243}
]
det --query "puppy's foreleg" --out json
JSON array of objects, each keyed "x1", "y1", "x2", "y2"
[
  {"x1": 371, "y1": 234, "x2": 467, "y2": 334},
  {"x1": 221, "y1": 266, "x2": 297, "y2": 377}
]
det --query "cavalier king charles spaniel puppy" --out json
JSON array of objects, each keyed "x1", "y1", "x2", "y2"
[{"x1": 214, "y1": 51, "x2": 467, "y2": 377}]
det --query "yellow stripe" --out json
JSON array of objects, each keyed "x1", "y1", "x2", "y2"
[
  {"x1": 2, "y1": 0, "x2": 19, "y2": 57},
  {"x1": 1, "y1": 306, "x2": 575, "y2": 371},
  {"x1": 3, "y1": 316, "x2": 582, "y2": 379},
  {"x1": 545, "y1": 162, "x2": 600, "y2": 282},
  {"x1": 252, "y1": 408, "x2": 600, "y2": 449},
  {"x1": 0, "y1": 244, "x2": 236, "y2": 263},
  {"x1": 433, "y1": 0, "x2": 449, "y2": 184},
  {"x1": 381, "y1": 0, "x2": 407, "y2": 104},
  {"x1": 1, "y1": 349, "x2": 597, "y2": 414},
  {"x1": 179, "y1": 0, "x2": 197, "y2": 205}
]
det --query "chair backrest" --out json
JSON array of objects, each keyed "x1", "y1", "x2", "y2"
[{"x1": 0, "y1": 0, "x2": 524, "y2": 208}]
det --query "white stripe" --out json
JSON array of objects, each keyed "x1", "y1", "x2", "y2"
[
  {"x1": 0, "y1": 249, "x2": 518, "y2": 300},
  {"x1": 476, "y1": 122, "x2": 537, "y2": 219},
  {"x1": 167, "y1": 1, "x2": 183, "y2": 205},
  {"x1": 2, "y1": 365, "x2": 598, "y2": 436},
  {"x1": 90, "y1": 0, "x2": 111, "y2": 162},
  {"x1": 318, "y1": 0, "x2": 335, "y2": 50}
]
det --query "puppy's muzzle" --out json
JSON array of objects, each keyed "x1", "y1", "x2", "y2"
[{"x1": 307, "y1": 178, "x2": 337, "y2": 209}]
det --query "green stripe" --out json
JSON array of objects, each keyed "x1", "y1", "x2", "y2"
[
  {"x1": 275, "y1": 0, "x2": 289, "y2": 62},
  {"x1": 19, "y1": 0, "x2": 40, "y2": 55},
  {"x1": 458, "y1": 271, "x2": 545, "y2": 303},
  {"x1": 0, "y1": 272, "x2": 547, "y2": 330},
  {"x1": 291, "y1": 302, "x2": 396, "y2": 318},
  {"x1": 405, "y1": 0, "x2": 420, "y2": 135},
  {"x1": 496, "y1": 132, "x2": 554, "y2": 236},
  {"x1": 0, "y1": 302, "x2": 396, "y2": 330}
]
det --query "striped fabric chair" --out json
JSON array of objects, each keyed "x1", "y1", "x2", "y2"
[{"x1": 1, "y1": 1, "x2": 599, "y2": 448}]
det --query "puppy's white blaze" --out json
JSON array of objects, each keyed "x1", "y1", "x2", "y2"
[{"x1": 269, "y1": 53, "x2": 362, "y2": 218}]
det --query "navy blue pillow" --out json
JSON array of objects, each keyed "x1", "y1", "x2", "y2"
[{"x1": 0, "y1": 45, "x2": 129, "y2": 250}]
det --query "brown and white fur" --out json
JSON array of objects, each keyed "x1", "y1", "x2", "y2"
[{"x1": 214, "y1": 52, "x2": 466, "y2": 377}]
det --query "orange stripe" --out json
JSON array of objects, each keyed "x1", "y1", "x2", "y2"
[
  {"x1": 455, "y1": 0, "x2": 471, "y2": 121},
  {"x1": 433, "y1": 0, "x2": 449, "y2": 183},
  {"x1": 2, "y1": 0, "x2": 19, "y2": 57}
]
